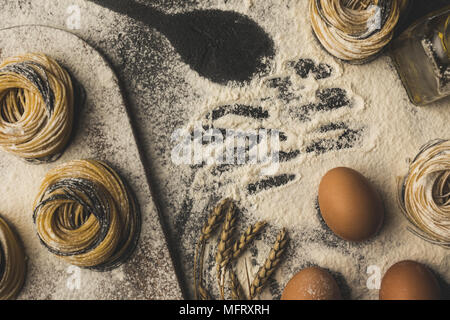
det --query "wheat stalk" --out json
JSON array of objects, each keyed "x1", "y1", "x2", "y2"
[
  {"x1": 249, "y1": 228, "x2": 288, "y2": 300},
  {"x1": 193, "y1": 198, "x2": 287, "y2": 301},
  {"x1": 200, "y1": 198, "x2": 232, "y2": 242},
  {"x1": 215, "y1": 201, "x2": 237, "y2": 299},
  {"x1": 232, "y1": 220, "x2": 267, "y2": 259},
  {"x1": 194, "y1": 198, "x2": 232, "y2": 299},
  {"x1": 228, "y1": 268, "x2": 247, "y2": 300},
  {"x1": 197, "y1": 283, "x2": 213, "y2": 300}
]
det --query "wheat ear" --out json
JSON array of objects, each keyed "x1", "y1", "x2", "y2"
[
  {"x1": 228, "y1": 268, "x2": 247, "y2": 300},
  {"x1": 232, "y1": 220, "x2": 267, "y2": 259},
  {"x1": 215, "y1": 201, "x2": 237, "y2": 299},
  {"x1": 249, "y1": 228, "x2": 288, "y2": 300},
  {"x1": 194, "y1": 198, "x2": 232, "y2": 299}
]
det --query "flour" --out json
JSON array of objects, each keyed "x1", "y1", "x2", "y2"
[
  {"x1": 0, "y1": 0, "x2": 447, "y2": 300},
  {"x1": 172, "y1": 0, "x2": 450, "y2": 300}
]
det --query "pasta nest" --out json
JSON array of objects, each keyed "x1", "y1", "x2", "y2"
[
  {"x1": 0, "y1": 53, "x2": 74, "y2": 162},
  {"x1": 310, "y1": 0, "x2": 409, "y2": 63},
  {"x1": 399, "y1": 139, "x2": 450, "y2": 248},
  {"x1": 0, "y1": 216, "x2": 26, "y2": 300},
  {"x1": 33, "y1": 159, "x2": 141, "y2": 270}
]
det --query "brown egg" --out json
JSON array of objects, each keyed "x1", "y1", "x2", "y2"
[
  {"x1": 318, "y1": 167, "x2": 384, "y2": 241},
  {"x1": 281, "y1": 267, "x2": 342, "y2": 300},
  {"x1": 380, "y1": 260, "x2": 441, "y2": 300}
]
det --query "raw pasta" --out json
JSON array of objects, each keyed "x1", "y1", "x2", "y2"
[
  {"x1": 0, "y1": 53, "x2": 74, "y2": 162},
  {"x1": 0, "y1": 215, "x2": 26, "y2": 300},
  {"x1": 310, "y1": 0, "x2": 408, "y2": 63},
  {"x1": 33, "y1": 159, "x2": 141, "y2": 271},
  {"x1": 399, "y1": 139, "x2": 450, "y2": 248}
]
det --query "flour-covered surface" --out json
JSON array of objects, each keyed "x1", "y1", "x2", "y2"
[
  {"x1": 0, "y1": 25, "x2": 181, "y2": 299},
  {"x1": 0, "y1": 1, "x2": 448, "y2": 300}
]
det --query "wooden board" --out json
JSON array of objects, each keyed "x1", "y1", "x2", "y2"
[{"x1": 0, "y1": 25, "x2": 181, "y2": 299}]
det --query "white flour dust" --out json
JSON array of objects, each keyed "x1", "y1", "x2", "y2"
[
  {"x1": 174, "y1": 0, "x2": 450, "y2": 300},
  {"x1": 0, "y1": 0, "x2": 447, "y2": 300}
]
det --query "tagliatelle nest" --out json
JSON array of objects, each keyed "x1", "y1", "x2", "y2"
[
  {"x1": 398, "y1": 139, "x2": 450, "y2": 248},
  {"x1": 33, "y1": 159, "x2": 141, "y2": 271},
  {"x1": 0, "y1": 215, "x2": 26, "y2": 300},
  {"x1": 0, "y1": 53, "x2": 74, "y2": 162},
  {"x1": 310, "y1": 0, "x2": 409, "y2": 63}
]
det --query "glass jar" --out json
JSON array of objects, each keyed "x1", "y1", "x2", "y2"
[{"x1": 390, "y1": 6, "x2": 450, "y2": 106}]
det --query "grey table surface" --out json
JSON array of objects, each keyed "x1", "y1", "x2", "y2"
[
  {"x1": 0, "y1": 0, "x2": 198, "y2": 299},
  {"x1": 2, "y1": 0, "x2": 448, "y2": 300}
]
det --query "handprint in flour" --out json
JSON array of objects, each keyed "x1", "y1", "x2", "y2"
[{"x1": 174, "y1": 58, "x2": 366, "y2": 195}]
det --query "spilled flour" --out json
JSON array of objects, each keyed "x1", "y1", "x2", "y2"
[
  {"x1": 172, "y1": 0, "x2": 450, "y2": 300},
  {"x1": 0, "y1": 0, "x2": 447, "y2": 300}
]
